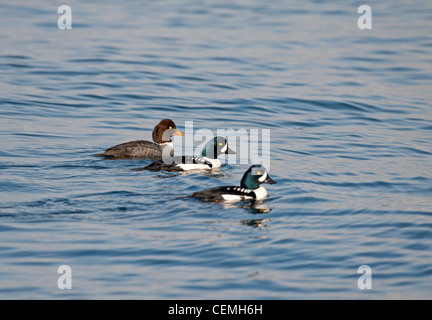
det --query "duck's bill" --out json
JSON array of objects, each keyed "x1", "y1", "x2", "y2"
[
  {"x1": 173, "y1": 129, "x2": 184, "y2": 136},
  {"x1": 225, "y1": 147, "x2": 236, "y2": 154},
  {"x1": 263, "y1": 176, "x2": 277, "y2": 184}
]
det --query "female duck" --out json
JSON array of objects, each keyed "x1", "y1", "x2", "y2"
[{"x1": 95, "y1": 119, "x2": 183, "y2": 159}]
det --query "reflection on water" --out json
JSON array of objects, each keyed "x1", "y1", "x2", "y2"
[
  {"x1": 221, "y1": 199, "x2": 272, "y2": 214},
  {"x1": 240, "y1": 218, "x2": 271, "y2": 228}
]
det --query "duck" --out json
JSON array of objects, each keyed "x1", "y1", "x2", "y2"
[
  {"x1": 139, "y1": 136, "x2": 235, "y2": 171},
  {"x1": 94, "y1": 119, "x2": 183, "y2": 159},
  {"x1": 190, "y1": 164, "x2": 276, "y2": 202}
]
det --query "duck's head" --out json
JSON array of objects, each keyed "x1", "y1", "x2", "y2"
[
  {"x1": 200, "y1": 136, "x2": 236, "y2": 159},
  {"x1": 240, "y1": 164, "x2": 276, "y2": 190},
  {"x1": 152, "y1": 119, "x2": 184, "y2": 143}
]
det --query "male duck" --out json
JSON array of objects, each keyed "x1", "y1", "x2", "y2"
[
  {"x1": 190, "y1": 164, "x2": 276, "y2": 202},
  {"x1": 141, "y1": 136, "x2": 235, "y2": 171}
]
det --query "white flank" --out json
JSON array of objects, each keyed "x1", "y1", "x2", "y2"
[
  {"x1": 253, "y1": 186, "x2": 268, "y2": 200},
  {"x1": 221, "y1": 194, "x2": 244, "y2": 202},
  {"x1": 177, "y1": 158, "x2": 221, "y2": 171},
  {"x1": 177, "y1": 163, "x2": 211, "y2": 171},
  {"x1": 203, "y1": 157, "x2": 221, "y2": 168}
]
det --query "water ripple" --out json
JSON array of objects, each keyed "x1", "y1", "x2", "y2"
[{"x1": 1, "y1": 0, "x2": 432, "y2": 299}]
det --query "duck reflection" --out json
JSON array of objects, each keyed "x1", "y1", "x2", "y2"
[
  {"x1": 221, "y1": 198, "x2": 273, "y2": 227},
  {"x1": 220, "y1": 199, "x2": 272, "y2": 213},
  {"x1": 131, "y1": 166, "x2": 227, "y2": 179},
  {"x1": 240, "y1": 218, "x2": 271, "y2": 228}
]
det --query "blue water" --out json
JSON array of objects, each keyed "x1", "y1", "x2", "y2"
[{"x1": 1, "y1": 0, "x2": 432, "y2": 299}]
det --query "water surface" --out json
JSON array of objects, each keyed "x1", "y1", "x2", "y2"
[{"x1": 1, "y1": 0, "x2": 431, "y2": 299}]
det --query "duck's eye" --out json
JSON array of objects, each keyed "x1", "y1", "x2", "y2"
[
  {"x1": 257, "y1": 171, "x2": 261, "y2": 175},
  {"x1": 169, "y1": 126, "x2": 172, "y2": 129},
  {"x1": 219, "y1": 143, "x2": 223, "y2": 146}
]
